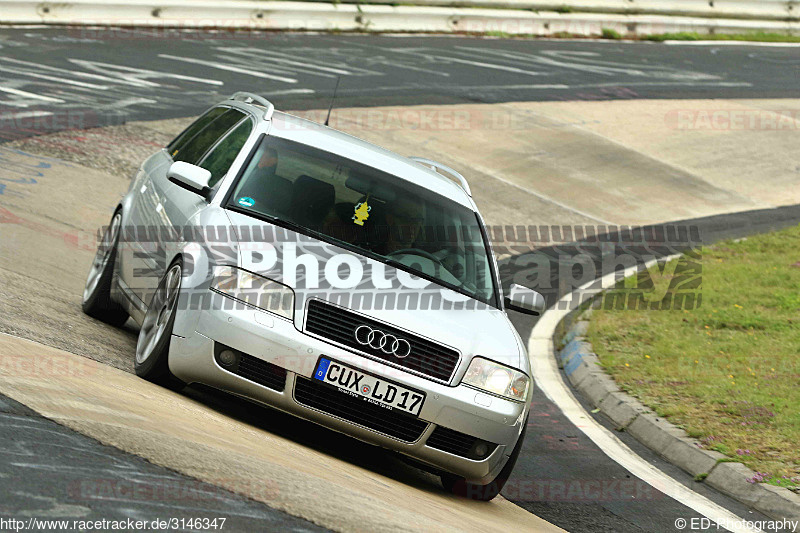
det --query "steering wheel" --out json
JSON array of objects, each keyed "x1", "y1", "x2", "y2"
[{"x1": 387, "y1": 248, "x2": 444, "y2": 267}]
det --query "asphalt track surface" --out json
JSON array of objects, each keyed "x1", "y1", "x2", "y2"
[
  {"x1": 1, "y1": 27, "x2": 800, "y2": 532},
  {"x1": 0, "y1": 392, "x2": 326, "y2": 532},
  {"x1": 2, "y1": 28, "x2": 800, "y2": 140}
]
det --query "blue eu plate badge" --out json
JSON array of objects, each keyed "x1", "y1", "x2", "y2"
[{"x1": 315, "y1": 358, "x2": 331, "y2": 381}]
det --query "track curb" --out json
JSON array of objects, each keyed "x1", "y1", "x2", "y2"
[{"x1": 555, "y1": 308, "x2": 800, "y2": 522}]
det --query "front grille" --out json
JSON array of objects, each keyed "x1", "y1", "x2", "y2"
[
  {"x1": 304, "y1": 299, "x2": 460, "y2": 382},
  {"x1": 294, "y1": 377, "x2": 428, "y2": 442},
  {"x1": 426, "y1": 426, "x2": 498, "y2": 460}
]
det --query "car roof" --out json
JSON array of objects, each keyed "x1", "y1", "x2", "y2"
[{"x1": 243, "y1": 108, "x2": 475, "y2": 209}]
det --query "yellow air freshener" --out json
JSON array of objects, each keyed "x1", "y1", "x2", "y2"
[{"x1": 352, "y1": 199, "x2": 371, "y2": 226}]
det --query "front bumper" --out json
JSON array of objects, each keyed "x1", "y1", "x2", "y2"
[{"x1": 168, "y1": 292, "x2": 528, "y2": 483}]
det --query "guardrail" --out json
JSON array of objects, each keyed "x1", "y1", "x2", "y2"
[
  {"x1": 292, "y1": 0, "x2": 799, "y2": 22},
  {"x1": 0, "y1": 0, "x2": 798, "y2": 36}
]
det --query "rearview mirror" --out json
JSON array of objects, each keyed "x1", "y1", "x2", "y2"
[
  {"x1": 504, "y1": 283, "x2": 546, "y2": 316},
  {"x1": 167, "y1": 161, "x2": 212, "y2": 199}
]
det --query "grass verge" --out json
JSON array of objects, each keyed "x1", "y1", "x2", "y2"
[
  {"x1": 644, "y1": 31, "x2": 800, "y2": 43},
  {"x1": 480, "y1": 30, "x2": 800, "y2": 43},
  {"x1": 588, "y1": 224, "x2": 800, "y2": 491}
]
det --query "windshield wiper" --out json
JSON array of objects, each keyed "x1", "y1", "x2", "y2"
[
  {"x1": 382, "y1": 257, "x2": 479, "y2": 302},
  {"x1": 235, "y1": 208, "x2": 334, "y2": 245}
]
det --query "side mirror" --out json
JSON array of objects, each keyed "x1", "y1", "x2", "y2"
[
  {"x1": 504, "y1": 283, "x2": 546, "y2": 316},
  {"x1": 167, "y1": 161, "x2": 212, "y2": 200}
]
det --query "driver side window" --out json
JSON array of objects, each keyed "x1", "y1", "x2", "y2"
[
  {"x1": 166, "y1": 106, "x2": 226, "y2": 157},
  {"x1": 197, "y1": 118, "x2": 254, "y2": 187},
  {"x1": 172, "y1": 108, "x2": 246, "y2": 165}
]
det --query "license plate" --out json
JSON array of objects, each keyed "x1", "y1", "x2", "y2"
[{"x1": 313, "y1": 357, "x2": 425, "y2": 417}]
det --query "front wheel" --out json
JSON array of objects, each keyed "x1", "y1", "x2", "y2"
[
  {"x1": 134, "y1": 260, "x2": 184, "y2": 389},
  {"x1": 82, "y1": 211, "x2": 129, "y2": 327},
  {"x1": 441, "y1": 418, "x2": 528, "y2": 501}
]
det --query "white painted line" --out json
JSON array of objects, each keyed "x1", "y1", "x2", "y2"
[
  {"x1": 528, "y1": 257, "x2": 759, "y2": 533},
  {"x1": 262, "y1": 89, "x2": 316, "y2": 96},
  {"x1": 456, "y1": 82, "x2": 751, "y2": 91},
  {"x1": 0, "y1": 57, "x2": 181, "y2": 88},
  {"x1": 67, "y1": 59, "x2": 224, "y2": 87},
  {"x1": 224, "y1": 48, "x2": 355, "y2": 76},
  {"x1": 211, "y1": 55, "x2": 308, "y2": 78},
  {"x1": 664, "y1": 40, "x2": 800, "y2": 47},
  {"x1": 0, "y1": 65, "x2": 109, "y2": 90},
  {"x1": 571, "y1": 81, "x2": 753, "y2": 88},
  {"x1": 458, "y1": 83, "x2": 570, "y2": 90},
  {"x1": 391, "y1": 49, "x2": 545, "y2": 76},
  {"x1": 158, "y1": 54, "x2": 299, "y2": 84},
  {"x1": 0, "y1": 111, "x2": 54, "y2": 120},
  {"x1": 0, "y1": 101, "x2": 31, "y2": 109},
  {"x1": 376, "y1": 60, "x2": 451, "y2": 77},
  {"x1": 456, "y1": 46, "x2": 721, "y2": 81},
  {"x1": 0, "y1": 87, "x2": 64, "y2": 103},
  {"x1": 97, "y1": 97, "x2": 158, "y2": 110},
  {"x1": 334, "y1": 84, "x2": 569, "y2": 94}
]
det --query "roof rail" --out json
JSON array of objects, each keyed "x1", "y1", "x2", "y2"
[
  {"x1": 409, "y1": 157, "x2": 472, "y2": 197},
  {"x1": 229, "y1": 92, "x2": 275, "y2": 120}
]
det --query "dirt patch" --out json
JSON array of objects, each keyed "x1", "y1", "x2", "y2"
[{"x1": 6, "y1": 119, "x2": 190, "y2": 179}]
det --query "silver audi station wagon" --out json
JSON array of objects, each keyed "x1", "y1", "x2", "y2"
[{"x1": 82, "y1": 92, "x2": 545, "y2": 500}]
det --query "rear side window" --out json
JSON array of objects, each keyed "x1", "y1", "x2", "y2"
[
  {"x1": 198, "y1": 118, "x2": 253, "y2": 187},
  {"x1": 167, "y1": 106, "x2": 227, "y2": 157},
  {"x1": 173, "y1": 109, "x2": 246, "y2": 165}
]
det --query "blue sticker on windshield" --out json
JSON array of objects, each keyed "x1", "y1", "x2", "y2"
[{"x1": 238, "y1": 196, "x2": 255, "y2": 207}]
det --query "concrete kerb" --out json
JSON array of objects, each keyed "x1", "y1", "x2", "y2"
[{"x1": 553, "y1": 287, "x2": 800, "y2": 521}]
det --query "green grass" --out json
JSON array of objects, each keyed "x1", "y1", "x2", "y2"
[
  {"x1": 588, "y1": 224, "x2": 800, "y2": 490},
  {"x1": 477, "y1": 29, "x2": 800, "y2": 43},
  {"x1": 644, "y1": 31, "x2": 800, "y2": 43}
]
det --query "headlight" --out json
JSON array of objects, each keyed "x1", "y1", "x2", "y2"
[
  {"x1": 463, "y1": 357, "x2": 529, "y2": 401},
  {"x1": 211, "y1": 266, "x2": 294, "y2": 320}
]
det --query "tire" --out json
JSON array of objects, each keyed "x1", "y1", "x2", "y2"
[
  {"x1": 441, "y1": 417, "x2": 528, "y2": 501},
  {"x1": 134, "y1": 258, "x2": 185, "y2": 390},
  {"x1": 82, "y1": 211, "x2": 129, "y2": 327}
]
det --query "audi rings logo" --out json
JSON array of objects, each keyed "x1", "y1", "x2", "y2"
[{"x1": 354, "y1": 325, "x2": 412, "y2": 358}]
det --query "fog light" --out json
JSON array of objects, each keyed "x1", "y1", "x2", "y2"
[
  {"x1": 219, "y1": 349, "x2": 238, "y2": 367},
  {"x1": 474, "y1": 443, "x2": 489, "y2": 458}
]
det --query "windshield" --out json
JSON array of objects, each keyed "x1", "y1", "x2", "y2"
[{"x1": 225, "y1": 135, "x2": 498, "y2": 307}]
